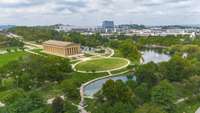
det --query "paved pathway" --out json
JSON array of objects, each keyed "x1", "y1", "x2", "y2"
[
  {"x1": 25, "y1": 49, "x2": 42, "y2": 56},
  {"x1": 24, "y1": 41, "x2": 43, "y2": 49},
  {"x1": 196, "y1": 108, "x2": 200, "y2": 113},
  {"x1": 0, "y1": 101, "x2": 5, "y2": 107},
  {"x1": 107, "y1": 48, "x2": 114, "y2": 57},
  {"x1": 175, "y1": 97, "x2": 189, "y2": 104}
]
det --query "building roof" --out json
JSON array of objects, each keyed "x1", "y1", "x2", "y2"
[{"x1": 43, "y1": 40, "x2": 78, "y2": 47}]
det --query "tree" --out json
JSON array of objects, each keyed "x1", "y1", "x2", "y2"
[
  {"x1": 119, "y1": 39, "x2": 141, "y2": 61},
  {"x1": 52, "y1": 97, "x2": 64, "y2": 113},
  {"x1": 161, "y1": 55, "x2": 194, "y2": 82},
  {"x1": 136, "y1": 62, "x2": 161, "y2": 87},
  {"x1": 64, "y1": 100, "x2": 78, "y2": 113},
  {"x1": 0, "y1": 91, "x2": 44, "y2": 113},
  {"x1": 151, "y1": 80, "x2": 176, "y2": 113},
  {"x1": 135, "y1": 103, "x2": 166, "y2": 113},
  {"x1": 29, "y1": 91, "x2": 44, "y2": 109},
  {"x1": 126, "y1": 79, "x2": 137, "y2": 91},
  {"x1": 99, "y1": 80, "x2": 135, "y2": 105},
  {"x1": 183, "y1": 75, "x2": 200, "y2": 95},
  {"x1": 135, "y1": 83, "x2": 150, "y2": 103},
  {"x1": 61, "y1": 80, "x2": 80, "y2": 100}
]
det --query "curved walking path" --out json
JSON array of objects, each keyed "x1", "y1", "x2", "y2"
[
  {"x1": 71, "y1": 48, "x2": 131, "y2": 74},
  {"x1": 107, "y1": 48, "x2": 115, "y2": 57},
  {"x1": 0, "y1": 101, "x2": 5, "y2": 108}
]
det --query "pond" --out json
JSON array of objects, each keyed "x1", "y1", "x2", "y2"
[
  {"x1": 84, "y1": 75, "x2": 136, "y2": 97},
  {"x1": 142, "y1": 50, "x2": 171, "y2": 64},
  {"x1": 83, "y1": 50, "x2": 171, "y2": 97}
]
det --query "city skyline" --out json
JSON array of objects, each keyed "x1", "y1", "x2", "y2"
[{"x1": 0, "y1": 0, "x2": 200, "y2": 26}]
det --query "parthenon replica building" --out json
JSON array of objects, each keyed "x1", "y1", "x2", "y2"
[{"x1": 43, "y1": 40, "x2": 81, "y2": 57}]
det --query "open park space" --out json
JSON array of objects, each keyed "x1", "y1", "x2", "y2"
[
  {"x1": 74, "y1": 57, "x2": 130, "y2": 73},
  {"x1": 0, "y1": 51, "x2": 27, "y2": 67}
]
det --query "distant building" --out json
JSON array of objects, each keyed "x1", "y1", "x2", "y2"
[
  {"x1": 55, "y1": 24, "x2": 95, "y2": 33},
  {"x1": 43, "y1": 40, "x2": 81, "y2": 57},
  {"x1": 102, "y1": 21, "x2": 115, "y2": 33},
  {"x1": 102, "y1": 21, "x2": 114, "y2": 29}
]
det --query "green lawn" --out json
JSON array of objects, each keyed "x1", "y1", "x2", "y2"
[
  {"x1": 75, "y1": 57, "x2": 129, "y2": 72},
  {"x1": 111, "y1": 67, "x2": 129, "y2": 74},
  {"x1": 31, "y1": 49, "x2": 43, "y2": 53},
  {"x1": 0, "y1": 52, "x2": 27, "y2": 67}
]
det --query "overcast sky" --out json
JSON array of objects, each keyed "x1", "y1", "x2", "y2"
[{"x1": 0, "y1": 0, "x2": 200, "y2": 26}]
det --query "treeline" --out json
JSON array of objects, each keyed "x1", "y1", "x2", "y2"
[
  {"x1": 8, "y1": 27, "x2": 63, "y2": 42},
  {"x1": 8, "y1": 26, "x2": 200, "y2": 47},
  {"x1": 136, "y1": 35, "x2": 192, "y2": 46},
  {"x1": 8, "y1": 27, "x2": 109, "y2": 47},
  {"x1": 0, "y1": 34, "x2": 24, "y2": 48},
  {"x1": 64, "y1": 32, "x2": 109, "y2": 47},
  {"x1": 8, "y1": 27, "x2": 200, "y2": 47}
]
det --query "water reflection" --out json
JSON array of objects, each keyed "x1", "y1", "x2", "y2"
[
  {"x1": 142, "y1": 50, "x2": 170, "y2": 64},
  {"x1": 84, "y1": 75, "x2": 136, "y2": 97}
]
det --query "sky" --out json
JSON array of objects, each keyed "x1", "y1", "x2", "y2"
[{"x1": 0, "y1": 0, "x2": 200, "y2": 26}]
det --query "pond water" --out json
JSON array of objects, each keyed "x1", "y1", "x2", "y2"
[
  {"x1": 142, "y1": 50, "x2": 171, "y2": 64},
  {"x1": 84, "y1": 75, "x2": 136, "y2": 97},
  {"x1": 84, "y1": 50, "x2": 171, "y2": 97}
]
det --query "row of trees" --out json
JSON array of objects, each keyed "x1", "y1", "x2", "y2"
[
  {"x1": 8, "y1": 26, "x2": 109, "y2": 47},
  {"x1": 8, "y1": 27, "x2": 63, "y2": 42},
  {"x1": 8, "y1": 26, "x2": 200, "y2": 47},
  {"x1": 0, "y1": 34, "x2": 24, "y2": 48},
  {"x1": 8, "y1": 27, "x2": 110, "y2": 47},
  {"x1": 136, "y1": 35, "x2": 192, "y2": 46},
  {"x1": 64, "y1": 32, "x2": 109, "y2": 47}
]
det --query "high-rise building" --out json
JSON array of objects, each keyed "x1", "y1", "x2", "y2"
[
  {"x1": 102, "y1": 21, "x2": 114, "y2": 29},
  {"x1": 102, "y1": 21, "x2": 115, "y2": 33}
]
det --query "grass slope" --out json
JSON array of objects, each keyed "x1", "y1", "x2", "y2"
[{"x1": 0, "y1": 52, "x2": 27, "y2": 67}]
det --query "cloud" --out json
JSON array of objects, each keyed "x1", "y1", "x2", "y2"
[{"x1": 0, "y1": 0, "x2": 199, "y2": 25}]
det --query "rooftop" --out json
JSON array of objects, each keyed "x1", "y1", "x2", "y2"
[{"x1": 43, "y1": 40, "x2": 77, "y2": 47}]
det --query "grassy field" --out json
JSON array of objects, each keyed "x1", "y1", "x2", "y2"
[
  {"x1": 75, "y1": 57, "x2": 129, "y2": 72},
  {"x1": 31, "y1": 49, "x2": 43, "y2": 53},
  {"x1": 110, "y1": 67, "x2": 129, "y2": 74},
  {"x1": 0, "y1": 51, "x2": 27, "y2": 67}
]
